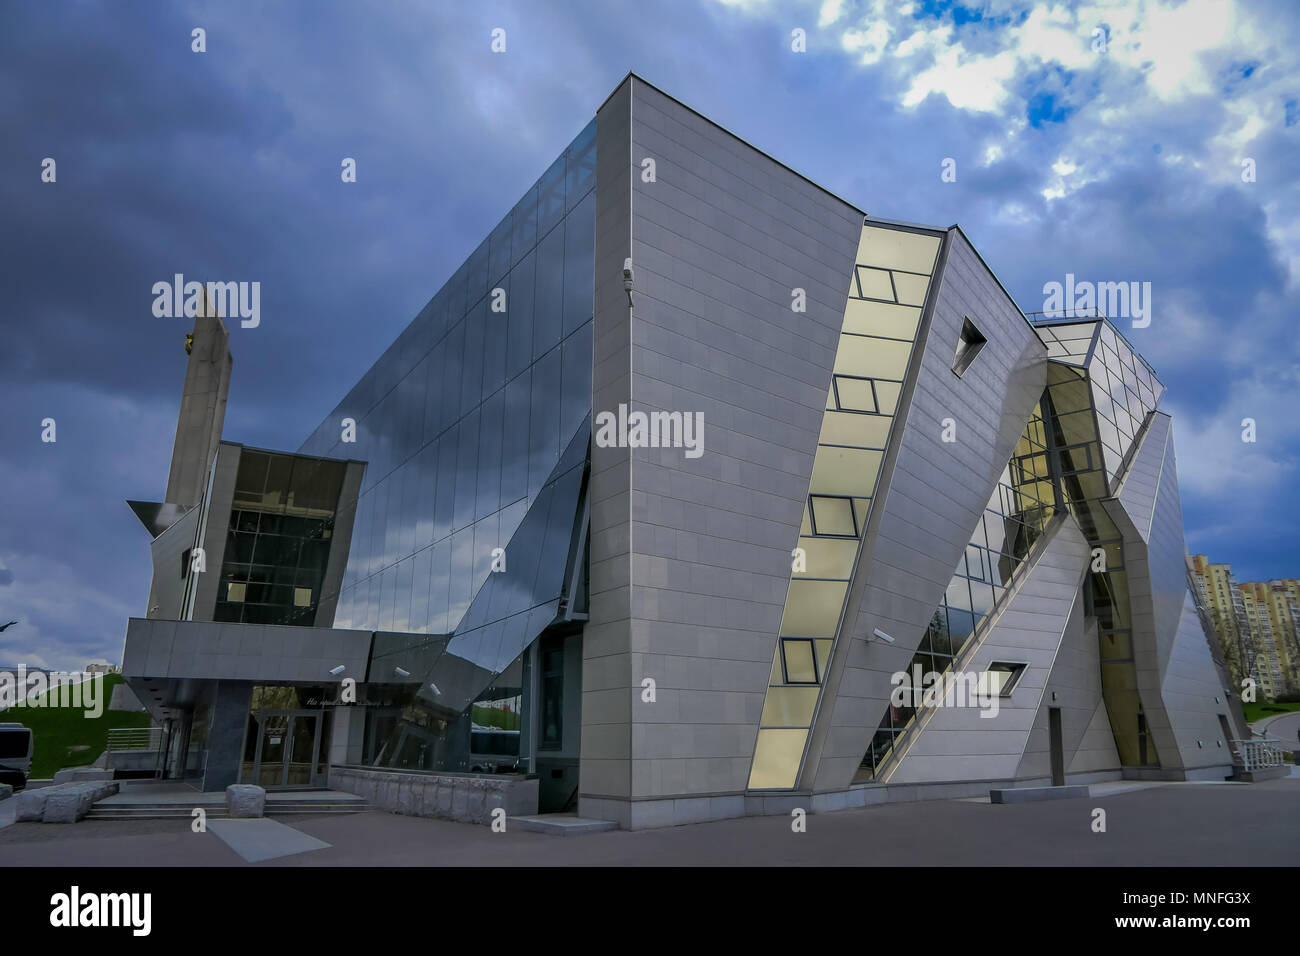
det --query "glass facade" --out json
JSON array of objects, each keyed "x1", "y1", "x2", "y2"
[
  {"x1": 857, "y1": 403, "x2": 1058, "y2": 781},
  {"x1": 1046, "y1": 359, "x2": 1159, "y2": 767},
  {"x1": 214, "y1": 449, "x2": 347, "y2": 626},
  {"x1": 1083, "y1": 322, "x2": 1163, "y2": 490},
  {"x1": 856, "y1": 319, "x2": 1165, "y2": 780},
  {"x1": 749, "y1": 223, "x2": 941, "y2": 791},
  {"x1": 1032, "y1": 320, "x2": 1164, "y2": 490},
  {"x1": 296, "y1": 120, "x2": 595, "y2": 637},
  {"x1": 288, "y1": 121, "x2": 596, "y2": 776}
]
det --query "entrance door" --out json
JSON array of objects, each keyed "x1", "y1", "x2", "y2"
[
  {"x1": 1048, "y1": 707, "x2": 1065, "y2": 786},
  {"x1": 250, "y1": 710, "x2": 323, "y2": 788}
]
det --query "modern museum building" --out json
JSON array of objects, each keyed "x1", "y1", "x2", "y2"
[{"x1": 121, "y1": 74, "x2": 1247, "y2": 829}]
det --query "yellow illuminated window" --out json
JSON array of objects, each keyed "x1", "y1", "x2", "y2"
[
  {"x1": 809, "y1": 495, "x2": 855, "y2": 536},
  {"x1": 855, "y1": 226, "x2": 941, "y2": 274},
  {"x1": 781, "y1": 638, "x2": 818, "y2": 683},
  {"x1": 819, "y1": 411, "x2": 892, "y2": 449},
  {"x1": 780, "y1": 580, "x2": 847, "y2": 637},
  {"x1": 796, "y1": 536, "x2": 858, "y2": 579},
  {"x1": 874, "y1": 381, "x2": 903, "y2": 414},
  {"x1": 834, "y1": 376, "x2": 876, "y2": 412},
  {"x1": 810, "y1": 446, "x2": 882, "y2": 498},
  {"x1": 227, "y1": 582, "x2": 246, "y2": 603},
  {"x1": 843, "y1": 299, "x2": 922, "y2": 340},
  {"x1": 761, "y1": 686, "x2": 820, "y2": 725},
  {"x1": 815, "y1": 639, "x2": 833, "y2": 674},
  {"x1": 834, "y1": 335, "x2": 913, "y2": 380},
  {"x1": 891, "y1": 272, "x2": 930, "y2": 306},
  {"x1": 748, "y1": 728, "x2": 808, "y2": 790},
  {"x1": 856, "y1": 266, "x2": 895, "y2": 301}
]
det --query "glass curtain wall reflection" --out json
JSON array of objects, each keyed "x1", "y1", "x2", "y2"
[
  {"x1": 857, "y1": 402, "x2": 1058, "y2": 781},
  {"x1": 293, "y1": 121, "x2": 595, "y2": 639},
  {"x1": 359, "y1": 651, "x2": 527, "y2": 775},
  {"x1": 1046, "y1": 362, "x2": 1159, "y2": 767},
  {"x1": 276, "y1": 122, "x2": 596, "y2": 779},
  {"x1": 215, "y1": 450, "x2": 346, "y2": 626},
  {"x1": 1084, "y1": 323, "x2": 1163, "y2": 490}
]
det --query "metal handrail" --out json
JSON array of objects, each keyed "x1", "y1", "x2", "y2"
[
  {"x1": 1232, "y1": 737, "x2": 1286, "y2": 771},
  {"x1": 106, "y1": 726, "x2": 163, "y2": 751}
]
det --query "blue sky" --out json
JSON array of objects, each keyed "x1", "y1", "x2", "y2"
[{"x1": 1, "y1": 0, "x2": 1297, "y2": 669}]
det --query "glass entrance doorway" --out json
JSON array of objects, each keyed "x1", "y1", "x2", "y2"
[{"x1": 243, "y1": 710, "x2": 325, "y2": 789}]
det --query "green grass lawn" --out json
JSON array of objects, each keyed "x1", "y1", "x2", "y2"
[
  {"x1": 1, "y1": 673, "x2": 152, "y2": 779},
  {"x1": 471, "y1": 703, "x2": 521, "y2": 731},
  {"x1": 1241, "y1": 700, "x2": 1300, "y2": 724}
]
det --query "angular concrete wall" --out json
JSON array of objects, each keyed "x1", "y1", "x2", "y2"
[
  {"x1": 1026, "y1": 602, "x2": 1124, "y2": 778},
  {"x1": 166, "y1": 311, "x2": 232, "y2": 510},
  {"x1": 580, "y1": 77, "x2": 636, "y2": 821},
  {"x1": 886, "y1": 515, "x2": 1091, "y2": 784},
  {"x1": 806, "y1": 229, "x2": 1048, "y2": 792},
  {"x1": 1107, "y1": 413, "x2": 1232, "y2": 775},
  {"x1": 581, "y1": 76, "x2": 864, "y2": 827}
]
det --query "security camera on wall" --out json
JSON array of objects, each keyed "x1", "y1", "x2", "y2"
[{"x1": 872, "y1": 628, "x2": 896, "y2": 644}]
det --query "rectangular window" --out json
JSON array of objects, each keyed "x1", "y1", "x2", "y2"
[
  {"x1": 809, "y1": 495, "x2": 857, "y2": 537},
  {"x1": 539, "y1": 641, "x2": 564, "y2": 751},
  {"x1": 833, "y1": 375, "x2": 877, "y2": 413},
  {"x1": 781, "y1": 638, "x2": 818, "y2": 684}
]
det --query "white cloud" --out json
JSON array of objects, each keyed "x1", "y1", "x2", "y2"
[
  {"x1": 903, "y1": 47, "x2": 1018, "y2": 112},
  {"x1": 817, "y1": 0, "x2": 846, "y2": 29}
]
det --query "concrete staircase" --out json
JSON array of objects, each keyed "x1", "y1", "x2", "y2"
[{"x1": 88, "y1": 790, "x2": 370, "y2": 821}]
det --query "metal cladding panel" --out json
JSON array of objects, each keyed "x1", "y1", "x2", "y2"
[
  {"x1": 885, "y1": 515, "x2": 1090, "y2": 784},
  {"x1": 147, "y1": 504, "x2": 202, "y2": 621},
  {"x1": 807, "y1": 229, "x2": 1049, "y2": 792},
  {"x1": 191, "y1": 442, "x2": 241, "y2": 621},
  {"x1": 582, "y1": 77, "x2": 636, "y2": 804},
  {"x1": 590, "y1": 77, "x2": 864, "y2": 801},
  {"x1": 1109, "y1": 414, "x2": 1231, "y2": 771},
  {"x1": 1020, "y1": 582, "x2": 1123, "y2": 778},
  {"x1": 121, "y1": 618, "x2": 373, "y2": 685}
]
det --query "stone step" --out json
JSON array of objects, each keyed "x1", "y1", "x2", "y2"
[
  {"x1": 88, "y1": 808, "x2": 230, "y2": 819},
  {"x1": 990, "y1": 785, "x2": 1090, "y2": 804},
  {"x1": 88, "y1": 806, "x2": 367, "y2": 820},
  {"x1": 510, "y1": 814, "x2": 620, "y2": 836}
]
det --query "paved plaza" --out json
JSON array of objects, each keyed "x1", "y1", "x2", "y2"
[{"x1": 0, "y1": 774, "x2": 1295, "y2": 867}]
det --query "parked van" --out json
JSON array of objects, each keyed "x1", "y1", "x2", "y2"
[{"x1": 0, "y1": 723, "x2": 33, "y2": 790}]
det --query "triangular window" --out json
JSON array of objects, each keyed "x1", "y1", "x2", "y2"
[{"x1": 952, "y1": 317, "x2": 988, "y2": 376}]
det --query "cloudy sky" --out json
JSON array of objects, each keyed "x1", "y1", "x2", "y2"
[{"x1": 1, "y1": 0, "x2": 1296, "y2": 670}]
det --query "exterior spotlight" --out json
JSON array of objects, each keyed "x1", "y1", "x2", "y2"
[
  {"x1": 871, "y1": 628, "x2": 895, "y2": 644},
  {"x1": 394, "y1": 666, "x2": 411, "y2": 678},
  {"x1": 429, "y1": 682, "x2": 442, "y2": 696},
  {"x1": 328, "y1": 664, "x2": 346, "y2": 676}
]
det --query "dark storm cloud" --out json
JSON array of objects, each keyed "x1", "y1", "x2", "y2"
[{"x1": 0, "y1": 0, "x2": 1296, "y2": 665}]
